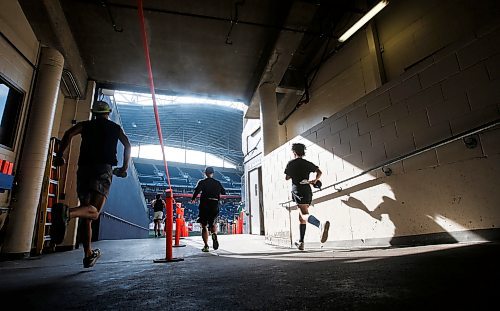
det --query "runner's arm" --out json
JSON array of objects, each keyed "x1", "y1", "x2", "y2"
[
  {"x1": 284, "y1": 164, "x2": 291, "y2": 180},
  {"x1": 58, "y1": 122, "x2": 84, "y2": 156},
  {"x1": 310, "y1": 168, "x2": 322, "y2": 184},
  {"x1": 118, "y1": 128, "x2": 131, "y2": 172},
  {"x1": 191, "y1": 180, "x2": 202, "y2": 202}
]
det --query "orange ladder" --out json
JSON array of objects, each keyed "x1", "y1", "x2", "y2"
[{"x1": 34, "y1": 137, "x2": 62, "y2": 255}]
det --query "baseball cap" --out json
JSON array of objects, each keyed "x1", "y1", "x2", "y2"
[
  {"x1": 205, "y1": 167, "x2": 214, "y2": 174},
  {"x1": 91, "y1": 101, "x2": 112, "y2": 114}
]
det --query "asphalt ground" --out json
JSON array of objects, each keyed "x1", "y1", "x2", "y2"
[{"x1": 0, "y1": 235, "x2": 498, "y2": 310}]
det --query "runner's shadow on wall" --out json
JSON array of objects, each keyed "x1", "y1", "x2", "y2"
[
  {"x1": 307, "y1": 174, "x2": 458, "y2": 246},
  {"x1": 341, "y1": 195, "x2": 458, "y2": 246},
  {"x1": 312, "y1": 178, "x2": 386, "y2": 205}
]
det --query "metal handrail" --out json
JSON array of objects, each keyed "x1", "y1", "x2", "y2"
[
  {"x1": 101, "y1": 211, "x2": 149, "y2": 231},
  {"x1": 280, "y1": 118, "x2": 500, "y2": 206}
]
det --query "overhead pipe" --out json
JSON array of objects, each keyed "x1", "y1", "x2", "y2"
[
  {"x1": 100, "y1": 0, "x2": 123, "y2": 32},
  {"x1": 108, "y1": 2, "x2": 338, "y2": 38},
  {"x1": 224, "y1": 0, "x2": 245, "y2": 44},
  {"x1": 61, "y1": 69, "x2": 82, "y2": 99}
]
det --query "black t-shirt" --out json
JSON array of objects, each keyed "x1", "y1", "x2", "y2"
[
  {"x1": 152, "y1": 199, "x2": 165, "y2": 212},
  {"x1": 192, "y1": 178, "x2": 226, "y2": 200},
  {"x1": 284, "y1": 158, "x2": 319, "y2": 190},
  {"x1": 78, "y1": 118, "x2": 121, "y2": 166}
]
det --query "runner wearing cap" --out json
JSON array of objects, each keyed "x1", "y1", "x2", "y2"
[
  {"x1": 50, "y1": 100, "x2": 131, "y2": 268},
  {"x1": 284, "y1": 143, "x2": 330, "y2": 250},
  {"x1": 190, "y1": 167, "x2": 226, "y2": 252}
]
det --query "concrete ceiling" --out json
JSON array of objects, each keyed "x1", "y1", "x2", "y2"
[{"x1": 19, "y1": 0, "x2": 362, "y2": 104}]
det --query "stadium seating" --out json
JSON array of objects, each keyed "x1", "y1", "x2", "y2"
[
  {"x1": 182, "y1": 167, "x2": 204, "y2": 180},
  {"x1": 222, "y1": 172, "x2": 242, "y2": 183},
  {"x1": 134, "y1": 158, "x2": 242, "y2": 223},
  {"x1": 135, "y1": 163, "x2": 157, "y2": 176}
]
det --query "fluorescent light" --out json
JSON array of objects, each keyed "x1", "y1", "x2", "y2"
[{"x1": 338, "y1": 0, "x2": 389, "y2": 42}]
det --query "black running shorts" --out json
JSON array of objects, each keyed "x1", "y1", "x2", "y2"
[
  {"x1": 77, "y1": 164, "x2": 113, "y2": 201},
  {"x1": 197, "y1": 199, "x2": 219, "y2": 227},
  {"x1": 291, "y1": 185, "x2": 313, "y2": 205}
]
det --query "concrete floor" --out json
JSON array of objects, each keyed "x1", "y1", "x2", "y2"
[{"x1": 0, "y1": 235, "x2": 498, "y2": 310}]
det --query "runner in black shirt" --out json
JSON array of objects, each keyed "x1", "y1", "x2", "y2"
[
  {"x1": 51, "y1": 100, "x2": 131, "y2": 268},
  {"x1": 190, "y1": 167, "x2": 226, "y2": 252},
  {"x1": 284, "y1": 143, "x2": 330, "y2": 250}
]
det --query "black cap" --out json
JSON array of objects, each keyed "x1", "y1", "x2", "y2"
[{"x1": 205, "y1": 167, "x2": 214, "y2": 174}]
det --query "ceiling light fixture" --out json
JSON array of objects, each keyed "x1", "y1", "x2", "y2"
[{"x1": 338, "y1": 0, "x2": 389, "y2": 43}]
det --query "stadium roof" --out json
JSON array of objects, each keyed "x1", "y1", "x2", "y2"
[{"x1": 115, "y1": 94, "x2": 244, "y2": 165}]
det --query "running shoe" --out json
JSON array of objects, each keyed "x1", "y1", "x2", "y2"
[
  {"x1": 50, "y1": 203, "x2": 69, "y2": 245},
  {"x1": 294, "y1": 241, "x2": 305, "y2": 251},
  {"x1": 320, "y1": 221, "x2": 330, "y2": 243},
  {"x1": 201, "y1": 245, "x2": 209, "y2": 252},
  {"x1": 212, "y1": 233, "x2": 219, "y2": 250},
  {"x1": 83, "y1": 249, "x2": 101, "y2": 268}
]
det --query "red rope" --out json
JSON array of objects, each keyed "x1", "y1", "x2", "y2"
[{"x1": 137, "y1": 0, "x2": 172, "y2": 193}]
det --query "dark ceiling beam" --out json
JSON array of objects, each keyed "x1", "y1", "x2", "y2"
[{"x1": 106, "y1": 2, "x2": 333, "y2": 37}]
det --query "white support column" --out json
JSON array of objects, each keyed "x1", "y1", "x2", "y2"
[{"x1": 2, "y1": 47, "x2": 64, "y2": 257}]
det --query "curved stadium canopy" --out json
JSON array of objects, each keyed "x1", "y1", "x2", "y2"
[{"x1": 115, "y1": 94, "x2": 245, "y2": 166}]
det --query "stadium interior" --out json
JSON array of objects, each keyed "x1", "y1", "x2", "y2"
[{"x1": 112, "y1": 93, "x2": 245, "y2": 231}]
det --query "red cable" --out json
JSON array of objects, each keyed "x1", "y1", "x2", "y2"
[
  {"x1": 137, "y1": 0, "x2": 172, "y2": 193},
  {"x1": 138, "y1": 0, "x2": 176, "y2": 261}
]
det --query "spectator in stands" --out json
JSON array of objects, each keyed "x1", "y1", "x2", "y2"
[
  {"x1": 285, "y1": 143, "x2": 329, "y2": 251},
  {"x1": 190, "y1": 167, "x2": 226, "y2": 252},
  {"x1": 50, "y1": 100, "x2": 131, "y2": 268},
  {"x1": 151, "y1": 194, "x2": 165, "y2": 237}
]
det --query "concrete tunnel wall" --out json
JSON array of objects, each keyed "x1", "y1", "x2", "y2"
[{"x1": 253, "y1": 0, "x2": 500, "y2": 247}]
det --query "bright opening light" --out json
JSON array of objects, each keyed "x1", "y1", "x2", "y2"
[
  {"x1": 113, "y1": 90, "x2": 247, "y2": 113},
  {"x1": 338, "y1": 0, "x2": 389, "y2": 43},
  {"x1": 132, "y1": 145, "x2": 236, "y2": 169}
]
